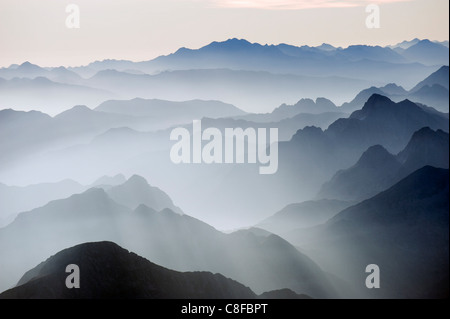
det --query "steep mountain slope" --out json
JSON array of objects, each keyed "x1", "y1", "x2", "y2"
[
  {"x1": 401, "y1": 40, "x2": 449, "y2": 66},
  {"x1": 273, "y1": 94, "x2": 448, "y2": 204},
  {"x1": 0, "y1": 242, "x2": 256, "y2": 299},
  {"x1": 0, "y1": 183, "x2": 337, "y2": 298},
  {"x1": 342, "y1": 66, "x2": 449, "y2": 113},
  {"x1": 287, "y1": 166, "x2": 449, "y2": 298},
  {"x1": 411, "y1": 65, "x2": 449, "y2": 92},
  {"x1": 397, "y1": 127, "x2": 449, "y2": 174},
  {"x1": 318, "y1": 128, "x2": 449, "y2": 201},
  {"x1": 318, "y1": 145, "x2": 402, "y2": 201},
  {"x1": 328, "y1": 94, "x2": 448, "y2": 154}
]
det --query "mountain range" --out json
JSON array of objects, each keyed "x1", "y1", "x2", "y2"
[
  {"x1": 1, "y1": 91, "x2": 447, "y2": 229},
  {"x1": 0, "y1": 242, "x2": 257, "y2": 299},
  {"x1": 0, "y1": 175, "x2": 338, "y2": 298},
  {"x1": 1, "y1": 39, "x2": 447, "y2": 114},
  {"x1": 269, "y1": 94, "x2": 449, "y2": 209},
  {"x1": 285, "y1": 166, "x2": 449, "y2": 298},
  {"x1": 318, "y1": 127, "x2": 449, "y2": 201},
  {"x1": 341, "y1": 66, "x2": 449, "y2": 113},
  {"x1": 72, "y1": 38, "x2": 447, "y2": 81},
  {"x1": 0, "y1": 37, "x2": 448, "y2": 300}
]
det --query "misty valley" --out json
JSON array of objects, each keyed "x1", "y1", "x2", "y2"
[{"x1": 0, "y1": 38, "x2": 448, "y2": 300}]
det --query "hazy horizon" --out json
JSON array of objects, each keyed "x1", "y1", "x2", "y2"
[
  {"x1": 1, "y1": 37, "x2": 448, "y2": 69},
  {"x1": 0, "y1": 0, "x2": 448, "y2": 68}
]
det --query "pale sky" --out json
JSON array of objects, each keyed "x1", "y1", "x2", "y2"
[{"x1": 0, "y1": 0, "x2": 448, "y2": 67}]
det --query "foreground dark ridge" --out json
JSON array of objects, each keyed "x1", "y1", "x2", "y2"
[{"x1": 0, "y1": 241, "x2": 310, "y2": 299}]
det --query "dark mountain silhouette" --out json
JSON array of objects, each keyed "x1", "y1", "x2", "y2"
[
  {"x1": 318, "y1": 128, "x2": 449, "y2": 201},
  {"x1": 0, "y1": 180, "x2": 337, "y2": 298},
  {"x1": 257, "y1": 199, "x2": 353, "y2": 235},
  {"x1": 279, "y1": 94, "x2": 448, "y2": 180},
  {"x1": 0, "y1": 242, "x2": 256, "y2": 299},
  {"x1": 288, "y1": 166, "x2": 449, "y2": 299},
  {"x1": 268, "y1": 94, "x2": 449, "y2": 209},
  {"x1": 330, "y1": 94, "x2": 448, "y2": 153}
]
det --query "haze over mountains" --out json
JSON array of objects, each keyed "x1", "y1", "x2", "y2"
[
  {"x1": 0, "y1": 242, "x2": 258, "y2": 299},
  {"x1": 1, "y1": 39, "x2": 447, "y2": 114},
  {"x1": 318, "y1": 128, "x2": 449, "y2": 201},
  {"x1": 0, "y1": 241, "x2": 312, "y2": 299},
  {"x1": 284, "y1": 166, "x2": 449, "y2": 298},
  {"x1": 341, "y1": 66, "x2": 449, "y2": 113},
  {"x1": 0, "y1": 175, "x2": 337, "y2": 298},
  {"x1": 0, "y1": 88, "x2": 448, "y2": 228},
  {"x1": 0, "y1": 38, "x2": 448, "y2": 299}
]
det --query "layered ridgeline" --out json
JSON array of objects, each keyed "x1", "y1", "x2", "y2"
[
  {"x1": 0, "y1": 242, "x2": 307, "y2": 299},
  {"x1": 259, "y1": 126, "x2": 448, "y2": 240},
  {"x1": 284, "y1": 166, "x2": 449, "y2": 299},
  {"x1": 1, "y1": 93, "x2": 448, "y2": 229},
  {"x1": 0, "y1": 99, "x2": 246, "y2": 166},
  {"x1": 0, "y1": 175, "x2": 338, "y2": 298},
  {"x1": 318, "y1": 127, "x2": 449, "y2": 201},
  {"x1": 1, "y1": 39, "x2": 447, "y2": 114},
  {"x1": 341, "y1": 66, "x2": 449, "y2": 113},
  {"x1": 0, "y1": 174, "x2": 179, "y2": 228},
  {"x1": 268, "y1": 94, "x2": 448, "y2": 211}
]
